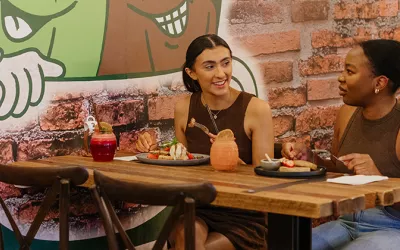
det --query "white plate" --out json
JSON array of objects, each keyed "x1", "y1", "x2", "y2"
[{"x1": 136, "y1": 153, "x2": 210, "y2": 166}]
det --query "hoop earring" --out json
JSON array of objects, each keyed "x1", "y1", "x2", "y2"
[{"x1": 375, "y1": 88, "x2": 380, "y2": 94}]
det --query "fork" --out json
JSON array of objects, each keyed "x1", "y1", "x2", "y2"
[{"x1": 192, "y1": 121, "x2": 210, "y2": 135}]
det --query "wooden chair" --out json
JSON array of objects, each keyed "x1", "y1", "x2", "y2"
[
  {"x1": 90, "y1": 170, "x2": 217, "y2": 250},
  {"x1": 0, "y1": 164, "x2": 89, "y2": 250}
]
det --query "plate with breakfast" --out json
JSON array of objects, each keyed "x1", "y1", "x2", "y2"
[
  {"x1": 254, "y1": 157, "x2": 326, "y2": 178},
  {"x1": 136, "y1": 139, "x2": 210, "y2": 166}
]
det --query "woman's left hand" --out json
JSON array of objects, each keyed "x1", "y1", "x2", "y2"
[
  {"x1": 339, "y1": 153, "x2": 382, "y2": 175},
  {"x1": 208, "y1": 133, "x2": 217, "y2": 144}
]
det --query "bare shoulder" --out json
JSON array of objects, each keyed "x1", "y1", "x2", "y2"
[
  {"x1": 174, "y1": 94, "x2": 191, "y2": 132},
  {"x1": 174, "y1": 94, "x2": 191, "y2": 116},
  {"x1": 337, "y1": 104, "x2": 357, "y2": 127},
  {"x1": 246, "y1": 96, "x2": 271, "y2": 116},
  {"x1": 334, "y1": 104, "x2": 357, "y2": 144}
]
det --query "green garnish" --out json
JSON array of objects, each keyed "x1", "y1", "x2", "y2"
[{"x1": 160, "y1": 137, "x2": 179, "y2": 148}]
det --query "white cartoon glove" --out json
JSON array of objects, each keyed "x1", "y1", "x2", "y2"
[{"x1": 0, "y1": 48, "x2": 64, "y2": 120}]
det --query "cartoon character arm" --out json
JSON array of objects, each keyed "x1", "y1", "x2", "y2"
[{"x1": 0, "y1": 48, "x2": 65, "y2": 120}]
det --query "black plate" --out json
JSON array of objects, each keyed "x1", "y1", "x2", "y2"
[{"x1": 254, "y1": 166, "x2": 326, "y2": 178}]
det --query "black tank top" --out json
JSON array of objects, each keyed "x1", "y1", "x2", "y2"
[{"x1": 185, "y1": 91, "x2": 254, "y2": 164}]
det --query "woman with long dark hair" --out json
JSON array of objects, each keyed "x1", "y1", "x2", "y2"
[{"x1": 170, "y1": 34, "x2": 274, "y2": 250}]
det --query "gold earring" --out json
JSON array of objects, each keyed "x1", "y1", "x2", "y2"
[{"x1": 375, "y1": 88, "x2": 380, "y2": 94}]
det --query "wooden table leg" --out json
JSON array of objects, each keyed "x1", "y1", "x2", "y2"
[{"x1": 268, "y1": 213, "x2": 312, "y2": 250}]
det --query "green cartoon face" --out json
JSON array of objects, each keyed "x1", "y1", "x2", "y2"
[{"x1": 0, "y1": 0, "x2": 107, "y2": 77}]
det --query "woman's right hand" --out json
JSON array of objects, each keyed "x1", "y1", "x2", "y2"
[{"x1": 281, "y1": 142, "x2": 310, "y2": 160}]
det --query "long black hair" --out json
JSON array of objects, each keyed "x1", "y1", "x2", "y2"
[
  {"x1": 359, "y1": 39, "x2": 400, "y2": 94},
  {"x1": 182, "y1": 34, "x2": 232, "y2": 92}
]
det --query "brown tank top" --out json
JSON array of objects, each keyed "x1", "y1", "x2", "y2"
[
  {"x1": 337, "y1": 100, "x2": 400, "y2": 177},
  {"x1": 185, "y1": 91, "x2": 254, "y2": 164}
]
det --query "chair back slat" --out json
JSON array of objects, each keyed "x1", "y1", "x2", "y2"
[
  {"x1": 0, "y1": 165, "x2": 88, "y2": 186},
  {"x1": 152, "y1": 204, "x2": 183, "y2": 250},
  {"x1": 0, "y1": 164, "x2": 89, "y2": 250},
  {"x1": 92, "y1": 169, "x2": 217, "y2": 250},
  {"x1": 94, "y1": 170, "x2": 217, "y2": 206}
]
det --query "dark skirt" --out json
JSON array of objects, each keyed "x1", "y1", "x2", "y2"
[{"x1": 196, "y1": 205, "x2": 268, "y2": 250}]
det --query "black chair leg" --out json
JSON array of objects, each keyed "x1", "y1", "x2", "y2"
[
  {"x1": 59, "y1": 179, "x2": 70, "y2": 250},
  {"x1": 0, "y1": 224, "x2": 4, "y2": 250},
  {"x1": 184, "y1": 197, "x2": 196, "y2": 250}
]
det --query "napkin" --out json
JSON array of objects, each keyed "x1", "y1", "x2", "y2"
[
  {"x1": 114, "y1": 156, "x2": 138, "y2": 161},
  {"x1": 327, "y1": 175, "x2": 388, "y2": 185}
]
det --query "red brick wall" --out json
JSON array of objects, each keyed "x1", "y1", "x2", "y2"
[
  {"x1": 1, "y1": 0, "x2": 400, "y2": 164},
  {"x1": 228, "y1": 0, "x2": 400, "y2": 149}
]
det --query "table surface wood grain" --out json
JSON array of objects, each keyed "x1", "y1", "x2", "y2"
[{"x1": 8, "y1": 154, "x2": 400, "y2": 219}]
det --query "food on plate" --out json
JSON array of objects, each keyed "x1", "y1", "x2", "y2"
[
  {"x1": 293, "y1": 160, "x2": 318, "y2": 170},
  {"x1": 149, "y1": 150, "x2": 169, "y2": 155},
  {"x1": 158, "y1": 155, "x2": 174, "y2": 160},
  {"x1": 264, "y1": 157, "x2": 319, "y2": 172},
  {"x1": 279, "y1": 166, "x2": 311, "y2": 172},
  {"x1": 281, "y1": 158, "x2": 295, "y2": 168},
  {"x1": 146, "y1": 138, "x2": 201, "y2": 160}
]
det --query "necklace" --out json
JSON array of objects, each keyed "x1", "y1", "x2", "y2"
[
  {"x1": 201, "y1": 95, "x2": 223, "y2": 119},
  {"x1": 210, "y1": 109, "x2": 222, "y2": 119}
]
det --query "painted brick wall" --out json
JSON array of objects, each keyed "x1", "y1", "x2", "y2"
[
  {"x1": 228, "y1": 0, "x2": 400, "y2": 149},
  {"x1": 1, "y1": 0, "x2": 400, "y2": 164}
]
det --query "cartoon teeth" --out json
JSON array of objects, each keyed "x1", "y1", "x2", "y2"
[
  {"x1": 153, "y1": 1, "x2": 187, "y2": 36},
  {"x1": 4, "y1": 16, "x2": 32, "y2": 39}
]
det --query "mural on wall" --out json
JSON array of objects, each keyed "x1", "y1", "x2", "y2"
[
  {"x1": 0, "y1": 0, "x2": 261, "y2": 123},
  {"x1": 0, "y1": 0, "x2": 264, "y2": 249}
]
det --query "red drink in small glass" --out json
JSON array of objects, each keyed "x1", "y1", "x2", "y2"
[{"x1": 90, "y1": 132, "x2": 117, "y2": 162}]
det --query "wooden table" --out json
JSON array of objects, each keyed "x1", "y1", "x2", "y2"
[{"x1": 9, "y1": 155, "x2": 400, "y2": 250}]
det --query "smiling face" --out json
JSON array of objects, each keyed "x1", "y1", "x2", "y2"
[
  {"x1": 338, "y1": 46, "x2": 377, "y2": 106},
  {"x1": 0, "y1": 0, "x2": 107, "y2": 77},
  {"x1": 98, "y1": 0, "x2": 221, "y2": 76},
  {"x1": 188, "y1": 46, "x2": 232, "y2": 96}
]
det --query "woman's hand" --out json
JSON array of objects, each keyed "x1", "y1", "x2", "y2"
[
  {"x1": 339, "y1": 153, "x2": 382, "y2": 175},
  {"x1": 281, "y1": 142, "x2": 310, "y2": 160},
  {"x1": 208, "y1": 133, "x2": 217, "y2": 144}
]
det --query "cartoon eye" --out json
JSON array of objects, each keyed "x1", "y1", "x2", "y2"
[{"x1": 4, "y1": 16, "x2": 32, "y2": 39}]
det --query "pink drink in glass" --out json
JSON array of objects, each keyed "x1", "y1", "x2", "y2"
[{"x1": 90, "y1": 132, "x2": 117, "y2": 162}]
